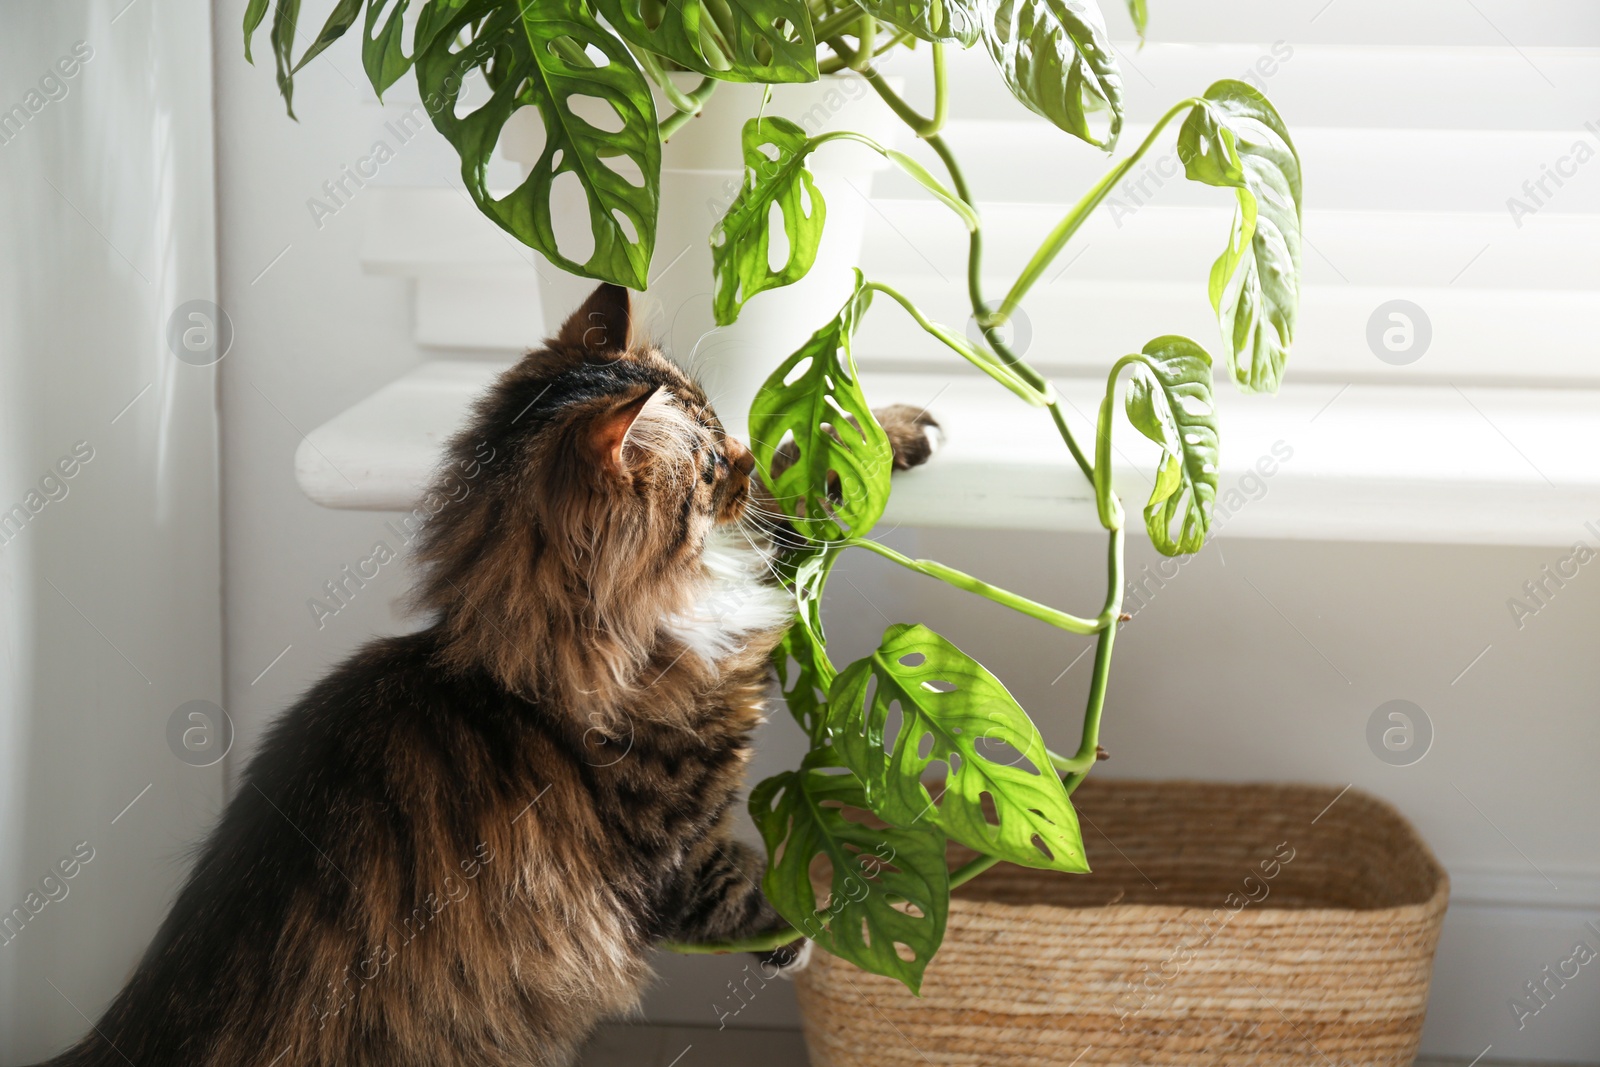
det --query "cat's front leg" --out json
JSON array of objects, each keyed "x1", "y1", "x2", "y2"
[
  {"x1": 662, "y1": 836, "x2": 810, "y2": 977},
  {"x1": 871, "y1": 403, "x2": 944, "y2": 471},
  {"x1": 767, "y1": 405, "x2": 942, "y2": 481}
]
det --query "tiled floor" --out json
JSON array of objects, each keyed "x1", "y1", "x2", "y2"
[{"x1": 575, "y1": 1024, "x2": 1574, "y2": 1067}]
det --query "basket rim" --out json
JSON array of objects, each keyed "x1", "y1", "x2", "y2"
[
  {"x1": 947, "y1": 874, "x2": 1451, "y2": 923},
  {"x1": 947, "y1": 778, "x2": 1451, "y2": 920}
]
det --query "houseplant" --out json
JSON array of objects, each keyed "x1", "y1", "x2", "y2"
[
  {"x1": 676, "y1": 15, "x2": 1305, "y2": 993},
  {"x1": 246, "y1": 0, "x2": 1341, "y2": 1023}
]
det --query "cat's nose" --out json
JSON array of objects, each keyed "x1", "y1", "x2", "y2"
[{"x1": 730, "y1": 445, "x2": 754, "y2": 476}]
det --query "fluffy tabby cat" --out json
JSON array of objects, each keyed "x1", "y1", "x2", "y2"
[{"x1": 37, "y1": 284, "x2": 939, "y2": 1067}]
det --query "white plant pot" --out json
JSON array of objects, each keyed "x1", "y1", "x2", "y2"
[{"x1": 504, "y1": 75, "x2": 900, "y2": 437}]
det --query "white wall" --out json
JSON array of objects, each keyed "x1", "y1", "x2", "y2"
[
  {"x1": 0, "y1": 2, "x2": 224, "y2": 1061},
  {"x1": 206, "y1": 4, "x2": 1600, "y2": 1066}
]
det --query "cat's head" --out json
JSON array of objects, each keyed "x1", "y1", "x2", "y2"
[{"x1": 412, "y1": 284, "x2": 763, "y2": 709}]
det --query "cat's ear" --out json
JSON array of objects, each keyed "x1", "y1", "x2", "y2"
[
  {"x1": 557, "y1": 283, "x2": 633, "y2": 355},
  {"x1": 589, "y1": 387, "x2": 659, "y2": 475}
]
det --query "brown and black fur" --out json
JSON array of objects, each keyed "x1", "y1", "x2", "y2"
[{"x1": 36, "y1": 284, "x2": 938, "y2": 1067}]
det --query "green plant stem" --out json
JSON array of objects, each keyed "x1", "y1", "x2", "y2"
[
  {"x1": 921, "y1": 131, "x2": 1099, "y2": 485},
  {"x1": 863, "y1": 281, "x2": 1042, "y2": 403},
  {"x1": 804, "y1": 135, "x2": 975, "y2": 231},
  {"x1": 847, "y1": 537, "x2": 1110, "y2": 635},
  {"x1": 849, "y1": 16, "x2": 876, "y2": 71},
  {"x1": 818, "y1": 28, "x2": 913, "y2": 73},
  {"x1": 949, "y1": 853, "x2": 1000, "y2": 889},
  {"x1": 831, "y1": 37, "x2": 943, "y2": 138},
  {"x1": 661, "y1": 926, "x2": 801, "y2": 955},
  {"x1": 814, "y1": 6, "x2": 869, "y2": 42},
  {"x1": 923, "y1": 135, "x2": 988, "y2": 330},
  {"x1": 1050, "y1": 529, "x2": 1124, "y2": 776},
  {"x1": 989, "y1": 98, "x2": 1203, "y2": 328},
  {"x1": 630, "y1": 44, "x2": 690, "y2": 112},
  {"x1": 1092, "y1": 354, "x2": 1146, "y2": 529},
  {"x1": 929, "y1": 43, "x2": 949, "y2": 133},
  {"x1": 658, "y1": 78, "x2": 719, "y2": 140}
]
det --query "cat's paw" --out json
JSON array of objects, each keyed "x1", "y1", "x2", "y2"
[
  {"x1": 755, "y1": 938, "x2": 812, "y2": 979},
  {"x1": 874, "y1": 404, "x2": 943, "y2": 471}
]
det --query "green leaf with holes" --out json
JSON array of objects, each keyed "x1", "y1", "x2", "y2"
[
  {"x1": 359, "y1": 0, "x2": 413, "y2": 95},
  {"x1": 356, "y1": 0, "x2": 469, "y2": 97},
  {"x1": 712, "y1": 124, "x2": 974, "y2": 326},
  {"x1": 829, "y1": 623, "x2": 1089, "y2": 873},
  {"x1": 712, "y1": 117, "x2": 827, "y2": 327},
  {"x1": 977, "y1": 0, "x2": 1123, "y2": 149},
  {"x1": 850, "y1": 0, "x2": 981, "y2": 46},
  {"x1": 750, "y1": 764, "x2": 948, "y2": 992},
  {"x1": 748, "y1": 272, "x2": 892, "y2": 541},
  {"x1": 415, "y1": 0, "x2": 660, "y2": 289},
  {"x1": 245, "y1": 0, "x2": 468, "y2": 109},
  {"x1": 1178, "y1": 79, "x2": 1302, "y2": 394},
  {"x1": 593, "y1": 0, "x2": 818, "y2": 83},
  {"x1": 1123, "y1": 336, "x2": 1218, "y2": 556}
]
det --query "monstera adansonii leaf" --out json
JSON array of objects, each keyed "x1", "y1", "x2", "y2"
[
  {"x1": 245, "y1": 0, "x2": 469, "y2": 111},
  {"x1": 1123, "y1": 336, "x2": 1218, "y2": 556},
  {"x1": 1178, "y1": 80, "x2": 1303, "y2": 394},
  {"x1": 830, "y1": 623, "x2": 1090, "y2": 873},
  {"x1": 593, "y1": 0, "x2": 818, "y2": 82},
  {"x1": 415, "y1": 0, "x2": 660, "y2": 288},
  {"x1": 750, "y1": 762, "x2": 949, "y2": 992},
  {"x1": 357, "y1": 0, "x2": 471, "y2": 97},
  {"x1": 712, "y1": 118, "x2": 826, "y2": 327},
  {"x1": 712, "y1": 120, "x2": 975, "y2": 326},
  {"x1": 748, "y1": 272, "x2": 893, "y2": 542},
  {"x1": 977, "y1": 0, "x2": 1122, "y2": 149},
  {"x1": 850, "y1": 0, "x2": 982, "y2": 45}
]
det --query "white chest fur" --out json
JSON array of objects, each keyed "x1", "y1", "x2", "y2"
[{"x1": 663, "y1": 526, "x2": 794, "y2": 666}]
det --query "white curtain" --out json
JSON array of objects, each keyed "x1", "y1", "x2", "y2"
[{"x1": 0, "y1": 2, "x2": 223, "y2": 1060}]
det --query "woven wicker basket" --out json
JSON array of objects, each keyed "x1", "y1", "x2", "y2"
[{"x1": 795, "y1": 779, "x2": 1448, "y2": 1067}]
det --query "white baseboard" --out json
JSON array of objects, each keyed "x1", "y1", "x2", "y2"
[{"x1": 1422, "y1": 866, "x2": 1600, "y2": 1065}]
